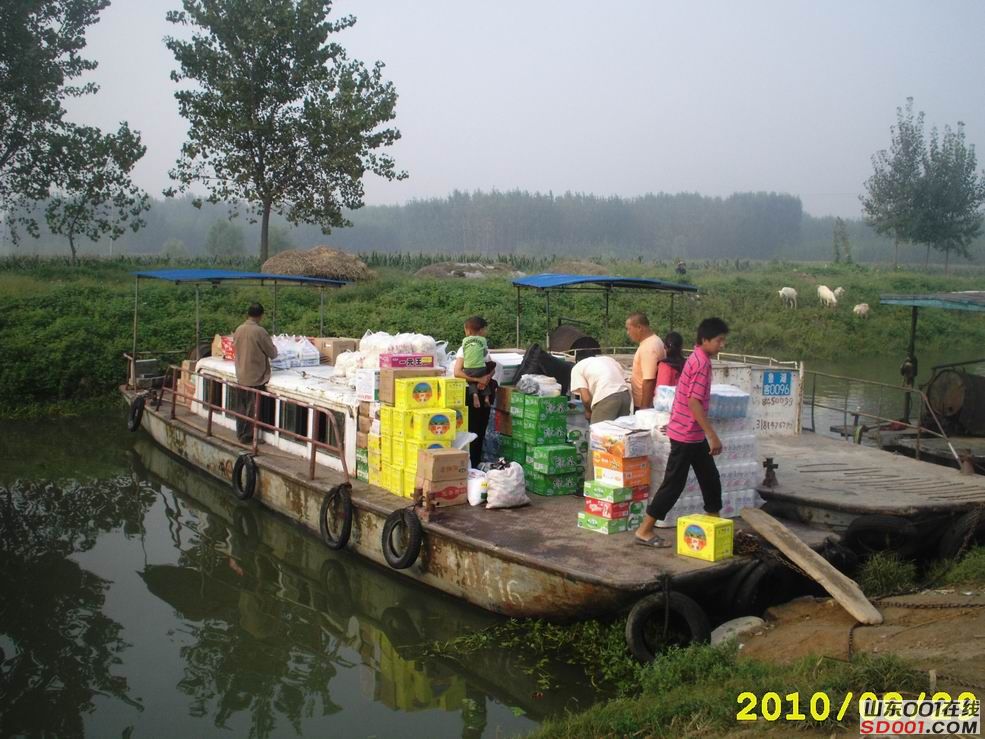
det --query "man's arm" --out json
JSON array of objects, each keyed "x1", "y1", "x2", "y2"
[
  {"x1": 639, "y1": 379, "x2": 656, "y2": 409},
  {"x1": 637, "y1": 343, "x2": 662, "y2": 409},
  {"x1": 688, "y1": 397, "x2": 721, "y2": 455},
  {"x1": 453, "y1": 356, "x2": 488, "y2": 384},
  {"x1": 261, "y1": 330, "x2": 277, "y2": 358},
  {"x1": 575, "y1": 389, "x2": 593, "y2": 420}
]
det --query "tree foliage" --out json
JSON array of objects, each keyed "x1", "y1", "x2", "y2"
[
  {"x1": 860, "y1": 98, "x2": 925, "y2": 269},
  {"x1": 164, "y1": 0, "x2": 405, "y2": 261},
  {"x1": 205, "y1": 219, "x2": 245, "y2": 257}
]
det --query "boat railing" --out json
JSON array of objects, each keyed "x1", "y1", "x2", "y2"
[
  {"x1": 802, "y1": 369, "x2": 959, "y2": 464},
  {"x1": 158, "y1": 363, "x2": 349, "y2": 483}
]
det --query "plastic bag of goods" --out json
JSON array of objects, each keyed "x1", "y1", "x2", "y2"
[
  {"x1": 485, "y1": 461, "x2": 530, "y2": 509},
  {"x1": 654, "y1": 385, "x2": 676, "y2": 412},
  {"x1": 332, "y1": 351, "x2": 362, "y2": 382},
  {"x1": 296, "y1": 337, "x2": 320, "y2": 367},
  {"x1": 271, "y1": 335, "x2": 299, "y2": 369},
  {"x1": 467, "y1": 469, "x2": 488, "y2": 506},
  {"x1": 516, "y1": 374, "x2": 562, "y2": 397}
]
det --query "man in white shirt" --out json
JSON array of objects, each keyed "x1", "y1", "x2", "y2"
[{"x1": 569, "y1": 353, "x2": 632, "y2": 423}]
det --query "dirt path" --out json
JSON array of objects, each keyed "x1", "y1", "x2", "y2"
[{"x1": 738, "y1": 589, "x2": 985, "y2": 692}]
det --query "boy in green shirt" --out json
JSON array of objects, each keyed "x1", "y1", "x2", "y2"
[{"x1": 460, "y1": 316, "x2": 498, "y2": 408}]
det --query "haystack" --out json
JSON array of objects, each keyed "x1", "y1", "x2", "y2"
[
  {"x1": 262, "y1": 246, "x2": 374, "y2": 281},
  {"x1": 551, "y1": 260, "x2": 610, "y2": 275}
]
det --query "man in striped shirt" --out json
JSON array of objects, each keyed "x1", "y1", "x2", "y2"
[{"x1": 635, "y1": 317, "x2": 729, "y2": 547}]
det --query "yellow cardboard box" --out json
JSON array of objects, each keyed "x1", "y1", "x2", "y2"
[
  {"x1": 380, "y1": 433, "x2": 392, "y2": 462},
  {"x1": 381, "y1": 406, "x2": 393, "y2": 436},
  {"x1": 676, "y1": 514, "x2": 733, "y2": 562},
  {"x1": 436, "y1": 378, "x2": 467, "y2": 408},
  {"x1": 368, "y1": 465, "x2": 383, "y2": 488},
  {"x1": 368, "y1": 448, "x2": 383, "y2": 472},
  {"x1": 451, "y1": 405, "x2": 468, "y2": 434},
  {"x1": 391, "y1": 409, "x2": 410, "y2": 439},
  {"x1": 384, "y1": 463, "x2": 404, "y2": 495},
  {"x1": 391, "y1": 439, "x2": 407, "y2": 468},
  {"x1": 392, "y1": 377, "x2": 441, "y2": 410},
  {"x1": 401, "y1": 468, "x2": 418, "y2": 498},
  {"x1": 406, "y1": 408, "x2": 456, "y2": 442},
  {"x1": 368, "y1": 433, "x2": 382, "y2": 453}
]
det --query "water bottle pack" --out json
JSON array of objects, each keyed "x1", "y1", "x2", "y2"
[
  {"x1": 708, "y1": 384, "x2": 750, "y2": 419},
  {"x1": 654, "y1": 488, "x2": 763, "y2": 527}
]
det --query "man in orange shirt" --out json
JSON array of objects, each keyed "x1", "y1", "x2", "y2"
[{"x1": 626, "y1": 312, "x2": 665, "y2": 410}]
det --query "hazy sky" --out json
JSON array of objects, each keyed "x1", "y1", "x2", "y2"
[{"x1": 65, "y1": 0, "x2": 985, "y2": 218}]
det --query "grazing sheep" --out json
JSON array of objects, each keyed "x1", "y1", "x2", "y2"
[
  {"x1": 817, "y1": 285, "x2": 837, "y2": 308},
  {"x1": 853, "y1": 303, "x2": 870, "y2": 319},
  {"x1": 778, "y1": 287, "x2": 798, "y2": 309},
  {"x1": 834, "y1": 287, "x2": 845, "y2": 299}
]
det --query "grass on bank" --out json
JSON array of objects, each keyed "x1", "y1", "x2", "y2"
[{"x1": 858, "y1": 545, "x2": 985, "y2": 598}]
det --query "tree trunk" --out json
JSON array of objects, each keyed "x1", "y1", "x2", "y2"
[
  {"x1": 925, "y1": 243, "x2": 931, "y2": 269},
  {"x1": 68, "y1": 233, "x2": 77, "y2": 266},
  {"x1": 260, "y1": 200, "x2": 271, "y2": 263},
  {"x1": 893, "y1": 235, "x2": 899, "y2": 270}
]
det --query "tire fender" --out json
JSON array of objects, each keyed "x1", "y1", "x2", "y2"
[
  {"x1": 382, "y1": 508, "x2": 423, "y2": 570},
  {"x1": 625, "y1": 591, "x2": 710, "y2": 663},
  {"x1": 843, "y1": 514, "x2": 919, "y2": 557},
  {"x1": 319, "y1": 484, "x2": 353, "y2": 550},
  {"x1": 127, "y1": 396, "x2": 145, "y2": 432},
  {"x1": 231, "y1": 453, "x2": 257, "y2": 501}
]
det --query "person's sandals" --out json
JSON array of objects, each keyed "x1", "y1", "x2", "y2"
[{"x1": 634, "y1": 534, "x2": 671, "y2": 548}]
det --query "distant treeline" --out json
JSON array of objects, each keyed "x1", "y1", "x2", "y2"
[{"x1": 8, "y1": 189, "x2": 984, "y2": 265}]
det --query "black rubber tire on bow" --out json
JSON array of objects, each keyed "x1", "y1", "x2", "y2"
[
  {"x1": 722, "y1": 559, "x2": 759, "y2": 618},
  {"x1": 382, "y1": 508, "x2": 423, "y2": 570},
  {"x1": 734, "y1": 560, "x2": 801, "y2": 616},
  {"x1": 127, "y1": 395, "x2": 145, "y2": 432},
  {"x1": 938, "y1": 510, "x2": 985, "y2": 561},
  {"x1": 819, "y1": 536, "x2": 860, "y2": 575},
  {"x1": 625, "y1": 591, "x2": 711, "y2": 663},
  {"x1": 231, "y1": 453, "x2": 257, "y2": 501},
  {"x1": 319, "y1": 484, "x2": 353, "y2": 550},
  {"x1": 843, "y1": 515, "x2": 920, "y2": 558}
]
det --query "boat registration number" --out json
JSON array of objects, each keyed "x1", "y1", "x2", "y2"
[{"x1": 762, "y1": 371, "x2": 792, "y2": 397}]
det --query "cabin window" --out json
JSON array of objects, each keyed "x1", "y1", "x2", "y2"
[
  {"x1": 204, "y1": 378, "x2": 223, "y2": 409},
  {"x1": 225, "y1": 385, "x2": 274, "y2": 426},
  {"x1": 278, "y1": 401, "x2": 309, "y2": 440},
  {"x1": 315, "y1": 410, "x2": 346, "y2": 452}
]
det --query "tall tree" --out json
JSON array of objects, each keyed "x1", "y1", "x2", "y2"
[
  {"x1": 165, "y1": 0, "x2": 405, "y2": 262},
  {"x1": 43, "y1": 123, "x2": 149, "y2": 262},
  {"x1": 861, "y1": 98, "x2": 925, "y2": 269},
  {"x1": 205, "y1": 219, "x2": 245, "y2": 257},
  {"x1": 912, "y1": 123, "x2": 985, "y2": 273}
]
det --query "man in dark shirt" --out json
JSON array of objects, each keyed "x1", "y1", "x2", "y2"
[{"x1": 233, "y1": 303, "x2": 278, "y2": 443}]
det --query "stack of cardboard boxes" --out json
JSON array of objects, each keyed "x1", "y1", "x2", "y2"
[
  {"x1": 414, "y1": 448, "x2": 469, "y2": 508},
  {"x1": 578, "y1": 422, "x2": 653, "y2": 535},
  {"x1": 499, "y1": 389, "x2": 583, "y2": 496},
  {"x1": 355, "y1": 401, "x2": 378, "y2": 482}
]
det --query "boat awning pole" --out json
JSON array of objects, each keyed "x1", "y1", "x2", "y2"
[
  {"x1": 272, "y1": 281, "x2": 278, "y2": 334},
  {"x1": 319, "y1": 287, "x2": 325, "y2": 336},
  {"x1": 670, "y1": 293, "x2": 675, "y2": 331},
  {"x1": 545, "y1": 290, "x2": 551, "y2": 350},
  {"x1": 604, "y1": 288, "x2": 610, "y2": 342},
  {"x1": 131, "y1": 276, "x2": 139, "y2": 387},
  {"x1": 515, "y1": 285, "x2": 521, "y2": 349},
  {"x1": 195, "y1": 285, "x2": 200, "y2": 351},
  {"x1": 902, "y1": 306, "x2": 919, "y2": 422}
]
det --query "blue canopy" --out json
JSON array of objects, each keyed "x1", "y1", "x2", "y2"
[
  {"x1": 513, "y1": 273, "x2": 696, "y2": 292},
  {"x1": 881, "y1": 292, "x2": 985, "y2": 313},
  {"x1": 134, "y1": 268, "x2": 348, "y2": 287}
]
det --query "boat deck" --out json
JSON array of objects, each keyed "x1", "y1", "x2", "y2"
[
  {"x1": 159, "y1": 400, "x2": 832, "y2": 594},
  {"x1": 758, "y1": 434, "x2": 985, "y2": 522}
]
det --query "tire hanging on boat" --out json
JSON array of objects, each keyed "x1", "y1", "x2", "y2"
[
  {"x1": 842, "y1": 515, "x2": 920, "y2": 558},
  {"x1": 231, "y1": 453, "x2": 258, "y2": 500},
  {"x1": 937, "y1": 509, "x2": 985, "y2": 561},
  {"x1": 624, "y1": 591, "x2": 710, "y2": 663},
  {"x1": 319, "y1": 484, "x2": 353, "y2": 550},
  {"x1": 382, "y1": 508, "x2": 423, "y2": 570},
  {"x1": 127, "y1": 395, "x2": 145, "y2": 432},
  {"x1": 722, "y1": 560, "x2": 759, "y2": 618}
]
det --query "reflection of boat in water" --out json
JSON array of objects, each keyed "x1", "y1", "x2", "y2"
[{"x1": 131, "y1": 438, "x2": 599, "y2": 723}]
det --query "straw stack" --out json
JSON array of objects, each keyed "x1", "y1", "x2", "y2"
[{"x1": 261, "y1": 246, "x2": 374, "y2": 281}]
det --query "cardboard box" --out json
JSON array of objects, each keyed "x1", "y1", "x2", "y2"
[
  {"x1": 417, "y1": 478, "x2": 468, "y2": 507},
  {"x1": 211, "y1": 334, "x2": 236, "y2": 361},
  {"x1": 509, "y1": 390, "x2": 527, "y2": 418},
  {"x1": 584, "y1": 498, "x2": 646, "y2": 519},
  {"x1": 356, "y1": 460, "x2": 369, "y2": 482},
  {"x1": 590, "y1": 421, "x2": 652, "y2": 458},
  {"x1": 368, "y1": 433, "x2": 382, "y2": 452},
  {"x1": 391, "y1": 439, "x2": 407, "y2": 468},
  {"x1": 309, "y1": 337, "x2": 358, "y2": 365},
  {"x1": 628, "y1": 513, "x2": 644, "y2": 530},
  {"x1": 379, "y1": 353, "x2": 436, "y2": 369},
  {"x1": 524, "y1": 394, "x2": 569, "y2": 421},
  {"x1": 406, "y1": 408, "x2": 456, "y2": 442},
  {"x1": 495, "y1": 385, "x2": 514, "y2": 414},
  {"x1": 526, "y1": 469, "x2": 583, "y2": 496},
  {"x1": 380, "y1": 434, "x2": 392, "y2": 461},
  {"x1": 518, "y1": 422, "x2": 568, "y2": 446},
  {"x1": 356, "y1": 431, "x2": 369, "y2": 450},
  {"x1": 451, "y1": 406, "x2": 468, "y2": 434},
  {"x1": 380, "y1": 406, "x2": 393, "y2": 436},
  {"x1": 594, "y1": 465, "x2": 650, "y2": 488},
  {"x1": 368, "y1": 448, "x2": 383, "y2": 472},
  {"x1": 677, "y1": 514, "x2": 733, "y2": 562},
  {"x1": 494, "y1": 408, "x2": 513, "y2": 435},
  {"x1": 531, "y1": 444, "x2": 582, "y2": 475},
  {"x1": 417, "y1": 448, "x2": 469, "y2": 482},
  {"x1": 592, "y1": 451, "x2": 651, "y2": 474},
  {"x1": 379, "y1": 368, "x2": 444, "y2": 406},
  {"x1": 358, "y1": 415, "x2": 373, "y2": 434},
  {"x1": 368, "y1": 465, "x2": 383, "y2": 488},
  {"x1": 358, "y1": 401, "x2": 373, "y2": 418},
  {"x1": 403, "y1": 439, "x2": 451, "y2": 473},
  {"x1": 583, "y1": 479, "x2": 636, "y2": 503},
  {"x1": 577, "y1": 511, "x2": 628, "y2": 535},
  {"x1": 391, "y1": 409, "x2": 410, "y2": 439},
  {"x1": 508, "y1": 438, "x2": 526, "y2": 465},
  {"x1": 355, "y1": 369, "x2": 379, "y2": 402},
  {"x1": 384, "y1": 463, "x2": 404, "y2": 495},
  {"x1": 391, "y1": 376, "x2": 442, "y2": 410},
  {"x1": 436, "y1": 378, "x2": 467, "y2": 408}
]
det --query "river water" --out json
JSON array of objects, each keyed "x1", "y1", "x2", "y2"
[{"x1": 2, "y1": 350, "x2": 982, "y2": 737}]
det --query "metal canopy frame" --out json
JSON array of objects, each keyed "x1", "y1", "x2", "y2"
[
  {"x1": 512, "y1": 273, "x2": 698, "y2": 349},
  {"x1": 880, "y1": 292, "x2": 985, "y2": 421},
  {"x1": 131, "y1": 269, "x2": 349, "y2": 369}
]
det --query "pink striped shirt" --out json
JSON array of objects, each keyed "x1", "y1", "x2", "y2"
[{"x1": 666, "y1": 346, "x2": 712, "y2": 443}]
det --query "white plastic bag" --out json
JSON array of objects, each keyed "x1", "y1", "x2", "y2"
[
  {"x1": 467, "y1": 469, "x2": 488, "y2": 506},
  {"x1": 485, "y1": 462, "x2": 530, "y2": 509}
]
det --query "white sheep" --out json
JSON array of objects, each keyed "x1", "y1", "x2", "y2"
[
  {"x1": 834, "y1": 287, "x2": 845, "y2": 299},
  {"x1": 853, "y1": 303, "x2": 870, "y2": 319},
  {"x1": 817, "y1": 285, "x2": 837, "y2": 308},
  {"x1": 778, "y1": 287, "x2": 798, "y2": 308}
]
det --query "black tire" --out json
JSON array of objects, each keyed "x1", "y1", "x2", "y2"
[
  {"x1": 127, "y1": 396, "x2": 145, "y2": 432},
  {"x1": 819, "y1": 536, "x2": 859, "y2": 575},
  {"x1": 843, "y1": 515, "x2": 920, "y2": 558},
  {"x1": 231, "y1": 454, "x2": 257, "y2": 501},
  {"x1": 382, "y1": 508, "x2": 423, "y2": 570},
  {"x1": 188, "y1": 341, "x2": 212, "y2": 361},
  {"x1": 625, "y1": 591, "x2": 711, "y2": 663},
  {"x1": 722, "y1": 560, "x2": 759, "y2": 618},
  {"x1": 938, "y1": 510, "x2": 985, "y2": 561},
  {"x1": 319, "y1": 484, "x2": 353, "y2": 550},
  {"x1": 734, "y1": 561, "x2": 800, "y2": 616}
]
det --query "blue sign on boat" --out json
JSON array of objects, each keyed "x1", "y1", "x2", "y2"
[{"x1": 762, "y1": 371, "x2": 792, "y2": 397}]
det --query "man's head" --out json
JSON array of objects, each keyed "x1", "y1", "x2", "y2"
[
  {"x1": 464, "y1": 316, "x2": 488, "y2": 337},
  {"x1": 247, "y1": 302, "x2": 264, "y2": 319},
  {"x1": 625, "y1": 312, "x2": 652, "y2": 343},
  {"x1": 696, "y1": 317, "x2": 729, "y2": 355}
]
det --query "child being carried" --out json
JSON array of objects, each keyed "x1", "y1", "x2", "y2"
[{"x1": 460, "y1": 316, "x2": 498, "y2": 408}]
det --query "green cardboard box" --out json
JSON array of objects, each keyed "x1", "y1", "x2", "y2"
[
  {"x1": 356, "y1": 458, "x2": 370, "y2": 482},
  {"x1": 509, "y1": 438, "x2": 527, "y2": 465},
  {"x1": 524, "y1": 394, "x2": 569, "y2": 421},
  {"x1": 583, "y1": 479, "x2": 635, "y2": 503},
  {"x1": 578, "y1": 511, "x2": 628, "y2": 535},
  {"x1": 510, "y1": 391, "x2": 527, "y2": 419},
  {"x1": 519, "y1": 423, "x2": 569, "y2": 446},
  {"x1": 530, "y1": 444, "x2": 582, "y2": 475},
  {"x1": 526, "y1": 469, "x2": 583, "y2": 496},
  {"x1": 355, "y1": 447, "x2": 369, "y2": 464},
  {"x1": 627, "y1": 512, "x2": 644, "y2": 529}
]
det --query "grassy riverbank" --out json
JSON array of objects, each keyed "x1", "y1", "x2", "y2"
[{"x1": 2, "y1": 256, "x2": 983, "y2": 417}]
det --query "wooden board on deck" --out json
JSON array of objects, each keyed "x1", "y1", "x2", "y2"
[
  {"x1": 758, "y1": 434, "x2": 985, "y2": 515},
  {"x1": 741, "y1": 507, "x2": 883, "y2": 625}
]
